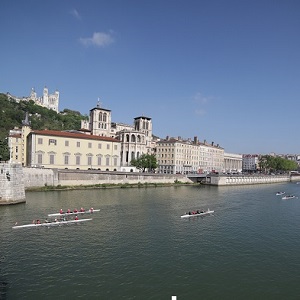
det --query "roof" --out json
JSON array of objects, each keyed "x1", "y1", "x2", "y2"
[
  {"x1": 29, "y1": 129, "x2": 120, "y2": 142},
  {"x1": 9, "y1": 134, "x2": 22, "y2": 138},
  {"x1": 90, "y1": 107, "x2": 111, "y2": 112},
  {"x1": 134, "y1": 116, "x2": 151, "y2": 120}
]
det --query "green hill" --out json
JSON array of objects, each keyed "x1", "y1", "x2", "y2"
[{"x1": 0, "y1": 93, "x2": 88, "y2": 160}]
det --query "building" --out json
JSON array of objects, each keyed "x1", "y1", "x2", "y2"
[
  {"x1": 81, "y1": 103, "x2": 154, "y2": 169},
  {"x1": 7, "y1": 87, "x2": 59, "y2": 112},
  {"x1": 156, "y1": 137, "x2": 224, "y2": 174},
  {"x1": 26, "y1": 129, "x2": 120, "y2": 170},
  {"x1": 224, "y1": 152, "x2": 243, "y2": 173},
  {"x1": 242, "y1": 154, "x2": 259, "y2": 172},
  {"x1": 8, "y1": 112, "x2": 121, "y2": 170}
]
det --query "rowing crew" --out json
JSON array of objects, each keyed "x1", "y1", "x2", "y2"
[
  {"x1": 59, "y1": 207, "x2": 94, "y2": 214},
  {"x1": 33, "y1": 215, "x2": 79, "y2": 224},
  {"x1": 186, "y1": 210, "x2": 205, "y2": 215}
]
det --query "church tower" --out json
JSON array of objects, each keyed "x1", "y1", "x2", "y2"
[
  {"x1": 43, "y1": 87, "x2": 49, "y2": 107},
  {"x1": 134, "y1": 116, "x2": 152, "y2": 148},
  {"x1": 89, "y1": 101, "x2": 112, "y2": 136}
]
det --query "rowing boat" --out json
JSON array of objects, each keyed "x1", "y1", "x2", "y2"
[
  {"x1": 181, "y1": 209, "x2": 214, "y2": 218},
  {"x1": 12, "y1": 218, "x2": 92, "y2": 229},
  {"x1": 276, "y1": 192, "x2": 285, "y2": 196},
  {"x1": 48, "y1": 209, "x2": 100, "y2": 217},
  {"x1": 282, "y1": 195, "x2": 296, "y2": 200}
]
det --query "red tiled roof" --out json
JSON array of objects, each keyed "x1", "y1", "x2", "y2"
[
  {"x1": 9, "y1": 134, "x2": 22, "y2": 138},
  {"x1": 30, "y1": 130, "x2": 120, "y2": 142}
]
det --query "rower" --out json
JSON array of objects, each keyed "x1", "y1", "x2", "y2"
[
  {"x1": 75, "y1": 215, "x2": 78, "y2": 220},
  {"x1": 73, "y1": 208, "x2": 78, "y2": 213},
  {"x1": 60, "y1": 209, "x2": 64, "y2": 214},
  {"x1": 67, "y1": 209, "x2": 71, "y2": 213},
  {"x1": 90, "y1": 207, "x2": 94, "y2": 213},
  {"x1": 80, "y1": 207, "x2": 85, "y2": 212}
]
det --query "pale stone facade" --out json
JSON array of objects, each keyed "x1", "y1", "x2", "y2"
[
  {"x1": 156, "y1": 137, "x2": 224, "y2": 174},
  {"x1": 224, "y1": 152, "x2": 243, "y2": 173},
  {"x1": 81, "y1": 104, "x2": 154, "y2": 168},
  {"x1": 242, "y1": 154, "x2": 259, "y2": 172}
]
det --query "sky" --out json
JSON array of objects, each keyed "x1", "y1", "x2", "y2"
[{"x1": 1, "y1": 0, "x2": 300, "y2": 155}]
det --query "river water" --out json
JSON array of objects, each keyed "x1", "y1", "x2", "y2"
[{"x1": 1, "y1": 182, "x2": 300, "y2": 300}]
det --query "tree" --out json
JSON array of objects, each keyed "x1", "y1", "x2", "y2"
[
  {"x1": 130, "y1": 154, "x2": 158, "y2": 172},
  {"x1": 0, "y1": 138, "x2": 10, "y2": 161},
  {"x1": 258, "y1": 155, "x2": 298, "y2": 173}
]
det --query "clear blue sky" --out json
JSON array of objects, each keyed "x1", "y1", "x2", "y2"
[{"x1": 1, "y1": 0, "x2": 300, "y2": 155}]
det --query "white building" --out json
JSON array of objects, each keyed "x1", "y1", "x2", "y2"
[
  {"x1": 156, "y1": 137, "x2": 224, "y2": 174},
  {"x1": 7, "y1": 87, "x2": 59, "y2": 112},
  {"x1": 224, "y1": 152, "x2": 243, "y2": 173},
  {"x1": 242, "y1": 154, "x2": 259, "y2": 172}
]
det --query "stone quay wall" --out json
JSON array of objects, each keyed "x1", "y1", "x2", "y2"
[
  {"x1": 0, "y1": 162, "x2": 26, "y2": 205},
  {"x1": 208, "y1": 174, "x2": 290, "y2": 186},
  {"x1": 23, "y1": 168, "x2": 192, "y2": 188}
]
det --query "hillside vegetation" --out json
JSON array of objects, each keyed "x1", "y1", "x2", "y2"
[{"x1": 0, "y1": 93, "x2": 88, "y2": 160}]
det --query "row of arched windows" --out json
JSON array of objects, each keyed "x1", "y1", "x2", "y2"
[
  {"x1": 120, "y1": 133, "x2": 145, "y2": 143},
  {"x1": 98, "y1": 112, "x2": 107, "y2": 122}
]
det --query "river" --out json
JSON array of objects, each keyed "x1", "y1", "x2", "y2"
[{"x1": 1, "y1": 182, "x2": 300, "y2": 299}]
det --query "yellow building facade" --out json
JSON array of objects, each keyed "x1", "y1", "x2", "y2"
[{"x1": 22, "y1": 129, "x2": 121, "y2": 170}]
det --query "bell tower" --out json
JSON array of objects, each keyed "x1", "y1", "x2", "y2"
[{"x1": 89, "y1": 100, "x2": 112, "y2": 136}]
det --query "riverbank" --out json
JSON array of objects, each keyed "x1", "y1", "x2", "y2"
[{"x1": 25, "y1": 180, "x2": 194, "y2": 192}]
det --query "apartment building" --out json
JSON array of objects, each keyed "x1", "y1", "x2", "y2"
[{"x1": 156, "y1": 137, "x2": 224, "y2": 174}]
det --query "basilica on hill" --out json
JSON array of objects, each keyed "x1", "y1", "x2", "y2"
[{"x1": 7, "y1": 87, "x2": 59, "y2": 112}]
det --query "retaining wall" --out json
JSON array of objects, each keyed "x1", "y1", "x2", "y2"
[
  {"x1": 208, "y1": 175, "x2": 290, "y2": 186},
  {"x1": 22, "y1": 168, "x2": 192, "y2": 188},
  {"x1": 0, "y1": 163, "x2": 26, "y2": 205}
]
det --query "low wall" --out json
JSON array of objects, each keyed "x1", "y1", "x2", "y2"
[
  {"x1": 23, "y1": 168, "x2": 58, "y2": 188},
  {"x1": 0, "y1": 163, "x2": 26, "y2": 205},
  {"x1": 23, "y1": 168, "x2": 192, "y2": 188},
  {"x1": 208, "y1": 175, "x2": 290, "y2": 186}
]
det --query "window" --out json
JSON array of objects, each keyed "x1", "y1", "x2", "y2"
[
  {"x1": 97, "y1": 156, "x2": 102, "y2": 165},
  {"x1": 76, "y1": 155, "x2": 80, "y2": 165},
  {"x1": 87, "y1": 156, "x2": 92, "y2": 166},
  {"x1": 16, "y1": 146, "x2": 18, "y2": 153},
  {"x1": 114, "y1": 145, "x2": 118, "y2": 150},
  {"x1": 50, "y1": 154, "x2": 55, "y2": 165},
  {"x1": 107, "y1": 144, "x2": 110, "y2": 150},
  {"x1": 88, "y1": 143, "x2": 92, "y2": 148},
  {"x1": 49, "y1": 139, "x2": 57, "y2": 145},
  {"x1": 64, "y1": 155, "x2": 69, "y2": 165},
  {"x1": 38, "y1": 138, "x2": 43, "y2": 145},
  {"x1": 65, "y1": 141, "x2": 69, "y2": 147},
  {"x1": 98, "y1": 143, "x2": 102, "y2": 149},
  {"x1": 114, "y1": 157, "x2": 117, "y2": 166},
  {"x1": 106, "y1": 157, "x2": 110, "y2": 166},
  {"x1": 37, "y1": 154, "x2": 43, "y2": 164},
  {"x1": 77, "y1": 142, "x2": 80, "y2": 147}
]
